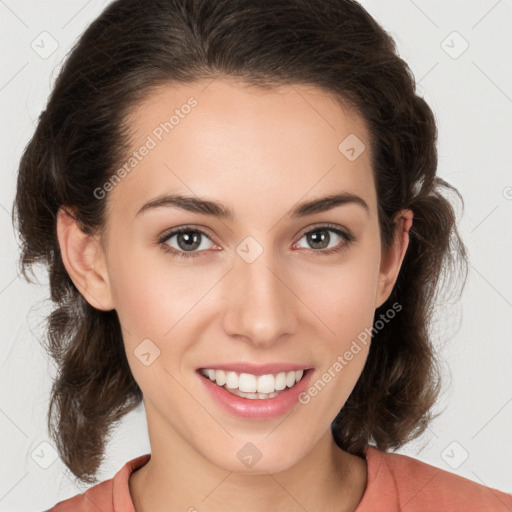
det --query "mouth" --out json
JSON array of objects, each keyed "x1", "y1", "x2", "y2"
[{"x1": 198, "y1": 367, "x2": 308, "y2": 400}]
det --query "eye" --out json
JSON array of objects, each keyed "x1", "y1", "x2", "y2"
[
  {"x1": 293, "y1": 224, "x2": 353, "y2": 255},
  {"x1": 157, "y1": 223, "x2": 354, "y2": 260},
  {"x1": 158, "y1": 227, "x2": 216, "y2": 259}
]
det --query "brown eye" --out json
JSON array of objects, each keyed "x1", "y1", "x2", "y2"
[
  {"x1": 294, "y1": 225, "x2": 353, "y2": 254},
  {"x1": 159, "y1": 227, "x2": 215, "y2": 259}
]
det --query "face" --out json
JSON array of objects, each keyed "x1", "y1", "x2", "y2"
[{"x1": 62, "y1": 78, "x2": 408, "y2": 474}]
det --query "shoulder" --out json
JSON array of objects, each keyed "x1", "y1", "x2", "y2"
[
  {"x1": 48, "y1": 479, "x2": 114, "y2": 512},
  {"x1": 357, "y1": 445, "x2": 512, "y2": 512},
  {"x1": 46, "y1": 454, "x2": 151, "y2": 512}
]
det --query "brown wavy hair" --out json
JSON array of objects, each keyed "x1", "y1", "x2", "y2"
[{"x1": 12, "y1": 0, "x2": 468, "y2": 484}]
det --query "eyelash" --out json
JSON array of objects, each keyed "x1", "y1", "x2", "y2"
[{"x1": 156, "y1": 223, "x2": 355, "y2": 260}]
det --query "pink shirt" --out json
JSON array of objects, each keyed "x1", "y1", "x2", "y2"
[{"x1": 48, "y1": 445, "x2": 512, "y2": 511}]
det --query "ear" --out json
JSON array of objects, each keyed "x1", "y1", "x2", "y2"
[
  {"x1": 375, "y1": 209, "x2": 413, "y2": 309},
  {"x1": 56, "y1": 207, "x2": 115, "y2": 311}
]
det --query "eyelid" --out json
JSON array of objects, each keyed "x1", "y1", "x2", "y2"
[
  {"x1": 295, "y1": 222, "x2": 353, "y2": 241},
  {"x1": 158, "y1": 222, "x2": 353, "y2": 244},
  {"x1": 158, "y1": 224, "x2": 218, "y2": 245}
]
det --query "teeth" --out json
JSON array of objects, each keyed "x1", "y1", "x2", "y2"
[
  {"x1": 226, "y1": 388, "x2": 280, "y2": 400},
  {"x1": 200, "y1": 368, "x2": 305, "y2": 395}
]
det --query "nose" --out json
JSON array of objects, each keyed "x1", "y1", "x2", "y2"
[{"x1": 221, "y1": 244, "x2": 298, "y2": 348}]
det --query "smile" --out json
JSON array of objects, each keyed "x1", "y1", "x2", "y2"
[{"x1": 199, "y1": 368, "x2": 306, "y2": 399}]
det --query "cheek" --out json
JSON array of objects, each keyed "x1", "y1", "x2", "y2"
[
  {"x1": 107, "y1": 244, "x2": 203, "y2": 337},
  {"x1": 296, "y1": 262, "x2": 378, "y2": 418},
  {"x1": 296, "y1": 249, "x2": 381, "y2": 344},
  {"x1": 108, "y1": 257, "x2": 191, "y2": 401},
  {"x1": 106, "y1": 248, "x2": 221, "y2": 390}
]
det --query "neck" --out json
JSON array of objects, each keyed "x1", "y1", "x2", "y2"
[{"x1": 129, "y1": 407, "x2": 367, "y2": 512}]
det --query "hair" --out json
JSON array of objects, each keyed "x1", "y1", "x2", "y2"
[{"x1": 13, "y1": 0, "x2": 468, "y2": 484}]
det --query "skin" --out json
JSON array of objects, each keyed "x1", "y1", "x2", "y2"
[{"x1": 57, "y1": 78, "x2": 413, "y2": 511}]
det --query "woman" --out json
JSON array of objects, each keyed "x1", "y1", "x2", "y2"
[{"x1": 13, "y1": 0, "x2": 512, "y2": 510}]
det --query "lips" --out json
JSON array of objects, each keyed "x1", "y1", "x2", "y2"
[{"x1": 196, "y1": 363, "x2": 315, "y2": 419}]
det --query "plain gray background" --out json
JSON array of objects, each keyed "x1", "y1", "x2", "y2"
[{"x1": 1, "y1": 1, "x2": 511, "y2": 510}]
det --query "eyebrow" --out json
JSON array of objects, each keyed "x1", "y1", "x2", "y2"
[{"x1": 135, "y1": 191, "x2": 369, "y2": 220}]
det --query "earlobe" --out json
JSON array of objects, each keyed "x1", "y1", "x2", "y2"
[
  {"x1": 56, "y1": 207, "x2": 115, "y2": 311},
  {"x1": 375, "y1": 209, "x2": 413, "y2": 309}
]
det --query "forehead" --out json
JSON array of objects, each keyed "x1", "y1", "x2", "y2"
[{"x1": 105, "y1": 78, "x2": 375, "y2": 224}]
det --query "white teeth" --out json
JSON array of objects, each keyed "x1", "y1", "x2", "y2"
[
  {"x1": 239, "y1": 373, "x2": 257, "y2": 393},
  {"x1": 256, "y1": 374, "x2": 274, "y2": 394},
  {"x1": 215, "y1": 370, "x2": 226, "y2": 386},
  {"x1": 199, "y1": 367, "x2": 306, "y2": 395},
  {"x1": 275, "y1": 372, "x2": 287, "y2": 391},
  {"x1": 225, "y1": 371, "x2": 238, "y2": 389},
  {"x1": 226, "y1": 388, "x2": 280, "y2": 400}
]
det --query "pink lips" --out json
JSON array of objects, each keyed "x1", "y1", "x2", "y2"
[{"x1": 197, "y1": 366, "x2": 314, "y2": 420}]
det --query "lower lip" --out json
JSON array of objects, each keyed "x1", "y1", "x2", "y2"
[{"x1": 197, "y1": 369, "x2": 314, "y2": 419}]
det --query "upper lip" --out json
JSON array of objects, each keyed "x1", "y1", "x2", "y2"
[{"x1": 197, "y1": 362, "x2": 313, "y2": 376}]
